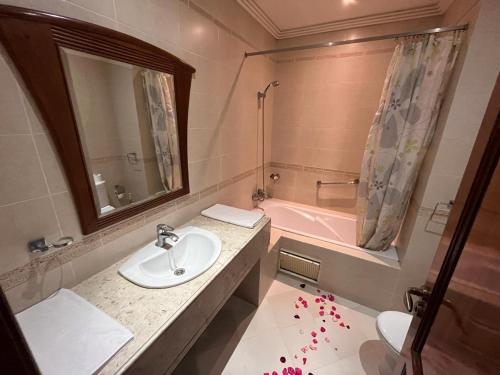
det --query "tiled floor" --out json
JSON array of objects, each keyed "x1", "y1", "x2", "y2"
[{"x1": 221, "y1": 273, "x2": 396, "y2": 375}]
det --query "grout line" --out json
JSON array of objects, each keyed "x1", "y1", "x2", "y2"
[{"x1": 19, "y1": 89, "x2": 64, "y2": 238}]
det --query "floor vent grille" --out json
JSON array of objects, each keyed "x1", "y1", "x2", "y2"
[{"x1": 279, "y1": 249, "x2": 320, "y2": 283}]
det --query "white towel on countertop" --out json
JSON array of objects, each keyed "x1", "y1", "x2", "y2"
[
  {"x1": 201, "y1": 204, "x2": 264, "y2": 228},
  {"x1": 16, "y1": 288, "x2": 133, "y2": 375}
]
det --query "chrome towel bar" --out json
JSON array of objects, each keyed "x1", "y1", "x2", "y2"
[{"x1": 317, "y1": 178, "x2": 360, "y2": 188}]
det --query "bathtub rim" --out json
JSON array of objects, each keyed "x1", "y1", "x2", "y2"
[{"x1": 258, "y1": 198, "x2": 399, "y2": 264}]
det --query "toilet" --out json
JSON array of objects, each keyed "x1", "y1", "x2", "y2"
[
  {"x1": 376, "y1": 311, "x2": 413, "y2": 353},
  {"x1": 93, "y1": 174, "x2": 115, "y2": 215}
]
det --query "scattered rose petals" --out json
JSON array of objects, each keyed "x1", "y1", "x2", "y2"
[
  {"x1": 321, "y1": 294, "x2": 326, "y2": 299},
  {"x1": 264, "y1": 373, "x2": 269, "y2": 375},
  {"x1": 319, "y1": 306, "x2": 324, "y2": 310},
  {"x1": 311, "y1": 331, "x2": 317, "y2": 337},
  {"x1": 320, "y1": 326, "x2": 326, "y2": 333},
  {"x1": 313, "y1": 338, "x2": 318, "y2": 344},
  {"x1": 300, "y1": 346, "x2": 307, "y2": 353},
  {"x1": 335, "y1": 314, "x2": 341, "y2": 319},
  {"x1": 329, "y1": 311, "x2": 334, "y2": 316},
  {"x1": 309, "y1": 345, "x2": 318, "y2": 351},
  {"x1": 287, "y1": 366, "x2": 295, "y2": 374},
  {"x1": 294, "y1": 314, "x2": 300, "y2": 319},
  {"x1": 340, "y1": 322, "x2": 345, "y2": 327},
  {"x1": 316, "y1": 289, "x2": 321, "y2": 293},
  {"x1": 295, "y1": 304, "x2": 299, "y2": 309},
  {"x1": 295, "y1": 368, "x2": 303, "y2": 375},
  {"x1": 328, "y1": 294, "x2": 335, "y2": 302},
  {"x1": 314, "y1": 298, "x2": 320, "y2": 303},
  {"x1": 282, "y1": 369, "x2": 287, "y2": 375},
  {"x1": 302, "y1": 357, "x2": 307, "y2": 365},
  {"x1": 294, "y1": 354, "x2": 298, "y2": 359},
  {"x1": 319, "y1": 310, "x2": 325, "y2": 316},
  {"x1": 273, "y1": 372, "x2": 278, "y2": 375},
  {"x1": 298, "y1": 297, "x2": 303, "y2": 301},
  {"x1": 320, "y1": 298, "x2": 325, "y2": 303},
  {"x1": 331, "y1": 306, "x2": 336, "y2": 311},
  {"x1": 280, "y1": 356, "x2": 286, "y2": 363},
  {"x1": 300, "y1": 283, "x2": 306, "y2": 289}
]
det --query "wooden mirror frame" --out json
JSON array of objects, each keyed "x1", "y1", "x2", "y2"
[{"x1": 0, "y1": 5, "x2": 195, "y2": 234}]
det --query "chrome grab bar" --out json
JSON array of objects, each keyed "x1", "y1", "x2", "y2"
[{"x1": 317, "y1": 178, "x2": 360, "y2": 188}]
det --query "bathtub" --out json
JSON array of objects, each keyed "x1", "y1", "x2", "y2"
[{"x1": 258, "y1": 198, "x2": 398, "y2": 262}]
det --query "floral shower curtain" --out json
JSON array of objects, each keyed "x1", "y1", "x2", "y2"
[
  {"x1": 356, "y1": 32, "x2": 463, "y2": 251},
  {"x1": 142, "y1": 70, "x2": 182, "y2": 192}
]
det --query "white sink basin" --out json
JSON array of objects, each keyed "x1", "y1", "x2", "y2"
[{"x1": 118, "y1": 226, "x2": 221, "y2": 288}]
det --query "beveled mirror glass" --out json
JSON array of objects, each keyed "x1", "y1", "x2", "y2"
[{"x1": 60, "y1": 48, "x2": 183, "y2": 217}]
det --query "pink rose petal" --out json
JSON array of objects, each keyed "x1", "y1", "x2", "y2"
[
  {"x1": 302, "y1": 357, "x2": 307, "y2": 365},
  {"x1": 273, "y1": 372, "x2": 278, "y2": 375},
  {"x1": 320, "y1": 326, "x2": 326, "y2": 333},
  {"x1": 328, "y1": 294, "x2": 335, "y2": 301},
  {"x1": 335, "y1": 314, "x2": 341, "y2": 319},
  {"x1": 314, "y1": 298, "x2": 320, "y2": 303},
  {"x1": 295, "y1": 368, "x2": 302, "y2": 375},
  {"x1": 311, "y1": 331, "x2": 317, "y2": 337},
  {"x1": 319, "y1": 310, "x2": 325, "y2": 316},
  {"x1": 340, "y1": 322, "x2": 345, "y2": 327},
  {"x1": 313, "y1": 338, "x2": 318, "y2": 344},
  {"x1": 282, "y1": 369, "x2": 287, "y2": 375},
  {"x1": 287, "y1": 366, "x2": 295, "y2": 374},
  {"x1": 309, "y1": 345, "x2": 318, "y2": 351},
  {"x1": 321, "y1": 294, "x2": 326, "y2": 299},
  {"x1": 298, "y1": 296, "x2": 303, "y2": 301},
  {"x1": 320, "y1": 306, "x2": 324, "y2": 310},
  {"x1": 316, "y1": 289, "x2": 321, "y2": 293}
]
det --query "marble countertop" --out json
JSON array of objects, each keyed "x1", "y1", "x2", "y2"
[{"x1": 72, "y1": 215, "x2": 270, "y2": 374}]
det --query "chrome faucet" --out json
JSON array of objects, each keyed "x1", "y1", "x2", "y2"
[{"x1": 155, "y1": 224, "x2": 179, "y2": 249}]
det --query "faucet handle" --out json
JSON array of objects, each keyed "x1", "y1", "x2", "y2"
[{"x1": 157, "y1": 224, "x2": 174, "y2": 233}]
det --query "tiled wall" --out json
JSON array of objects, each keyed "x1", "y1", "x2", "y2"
[
  {"x1": 0, "y1": 0, "x2": 276, "y2": 312},
  {"x1": 267, "y1": 17, "x2": 443, "y2": 213}
]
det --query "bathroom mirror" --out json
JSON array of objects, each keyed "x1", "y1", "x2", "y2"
[
  {"x1": 0, "y1": 5, "x2": 195, "y2": 234},
  {"x1": 60, "y1": 49, "x2": 183, "y2": 217}
]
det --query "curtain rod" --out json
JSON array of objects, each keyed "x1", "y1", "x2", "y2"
[{"x1": 245, "y1": 25, "x2": 468, "y2": 57}]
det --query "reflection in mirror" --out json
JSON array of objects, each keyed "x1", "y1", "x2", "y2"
[{"x1": 60, "y1": 48, "x2": 182, "y2": 217}]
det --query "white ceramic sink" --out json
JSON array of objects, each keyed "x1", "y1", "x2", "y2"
[{"x1": 118, "y1": 226, "x2": 221, "y2": 288}]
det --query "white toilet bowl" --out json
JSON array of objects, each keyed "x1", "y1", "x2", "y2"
[{"x1": 376, "y1": 311, "x2": 413, "y2": 353}]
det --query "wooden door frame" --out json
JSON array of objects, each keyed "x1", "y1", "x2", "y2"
[
  {"x1": 0, "y1": 288, "x2": 39, "y2": 374},
  {"x1": 403, "y1": 74, "x2": 500, "y2": 374}
]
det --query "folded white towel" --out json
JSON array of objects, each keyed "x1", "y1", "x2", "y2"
[
  {"x1": 16, "y1": 289, "x2": 133, "y2": 375},
  {"x1": 201, "y1": 204, "x2": 263, "y2": 228}
]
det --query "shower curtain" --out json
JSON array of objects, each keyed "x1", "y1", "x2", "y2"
[
  {"x1": 142, "y1": 70, "x2": 182, "y2": 192},
  {"x1": 356, "y1": 32, "x2": 463, "y2": 251}
]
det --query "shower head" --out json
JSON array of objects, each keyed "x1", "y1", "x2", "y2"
[{"x1": 258, "y1": 80, "x2": 279, "y2": 98}]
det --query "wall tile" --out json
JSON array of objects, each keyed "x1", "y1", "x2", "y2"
[
  {"x1": 0, "y1": 135, "x2": 48, "y2": 206},
  {"x1": 0, "y1": 53, "x2": 31, "y2": 135},
  {"x1": 0, "y1": 197, "x2": 61, "y2": 274},
  {"x1": 33, "y1": 133, "x2": 69, "y2": 194}
]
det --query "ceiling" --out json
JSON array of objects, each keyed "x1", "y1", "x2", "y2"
[{"x1": 237, "y1": 0, "x2": 453, "y2": 39}]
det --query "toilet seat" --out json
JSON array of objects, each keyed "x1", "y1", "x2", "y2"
[{"x1": 376, "y1": 311, "x2": 413, "y2": 353}]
